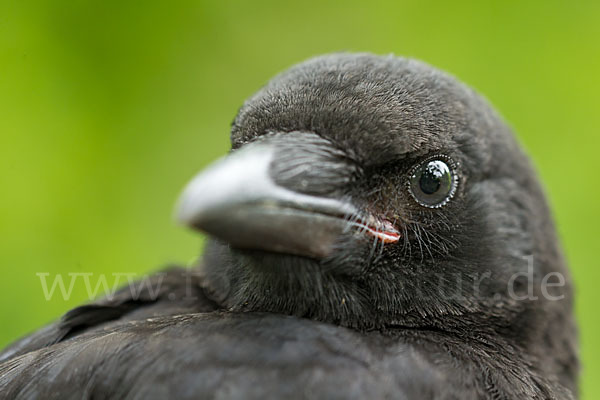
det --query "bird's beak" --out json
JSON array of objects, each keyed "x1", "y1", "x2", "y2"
[{"x1": 176, "y1": 137, "x2": 360, "y2": 259}]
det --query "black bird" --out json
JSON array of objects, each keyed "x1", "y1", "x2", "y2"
[{"x1": 0, "y1": 53, "x2": 578, "y2": 399}]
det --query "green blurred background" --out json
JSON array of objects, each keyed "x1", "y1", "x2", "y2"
[{"x1": 0, "y1": 0, "x2": 598, "y2": 396}]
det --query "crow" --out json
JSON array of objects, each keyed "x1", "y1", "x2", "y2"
[{"x1": 0, "y1": 53, "x2": 578, "y2": 399}]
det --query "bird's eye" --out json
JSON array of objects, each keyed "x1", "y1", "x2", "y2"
[{"x1": 408, "y1": 156, "x2": 458, "y2": 208}]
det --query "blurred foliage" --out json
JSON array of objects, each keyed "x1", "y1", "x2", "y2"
[{"x1": 0, "y1": 0, "x2": 598, "y2": 397}]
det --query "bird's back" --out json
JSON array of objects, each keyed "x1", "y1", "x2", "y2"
[{"x1": 0, "y1": 267, "x2": 571, "y2": 400}]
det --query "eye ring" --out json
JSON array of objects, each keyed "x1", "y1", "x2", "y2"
[{"x1": 407, "y1": 155, "x2": 459, "y2": 208}]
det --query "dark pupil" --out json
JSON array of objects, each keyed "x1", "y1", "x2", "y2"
[{"x1": 419, "y1": 162, "x2": 444, "y2": 194}]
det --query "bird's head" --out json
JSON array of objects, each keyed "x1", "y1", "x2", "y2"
[{"x1": 177, "y1": 53, "x2": 575, "y2": 364}]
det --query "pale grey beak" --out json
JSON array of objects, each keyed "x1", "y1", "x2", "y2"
[{"x1": 176, "y1": 139, "x2": 358, "y2": 259}]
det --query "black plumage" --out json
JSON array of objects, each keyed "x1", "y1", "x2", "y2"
[{"x1": 0, "y1": 53, "x2": 578, "y2": 399}]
